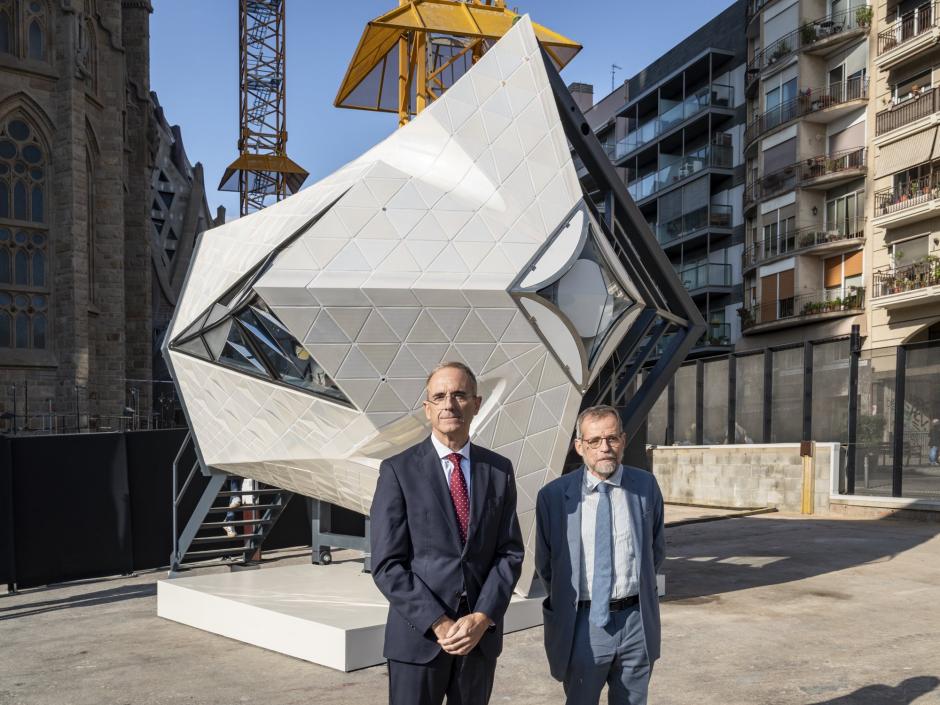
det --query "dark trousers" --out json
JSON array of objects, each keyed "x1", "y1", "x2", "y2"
[
  {"x1": 388, "y1": 649, "x2": 496, "y2": 705},
  {"x1": 562, "y1": 603, "x2": 652, "y2": 705}
]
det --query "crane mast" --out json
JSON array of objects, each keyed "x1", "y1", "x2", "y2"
[{"x1": 220, "y1": 0, "x2": 308, "y2": 217}]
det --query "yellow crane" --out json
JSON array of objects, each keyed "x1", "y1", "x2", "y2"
[{"x1": 335, "y1": 0, "x2": 582, "y2": 127}]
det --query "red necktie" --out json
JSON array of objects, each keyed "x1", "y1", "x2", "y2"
[{"x1": 447, "y1": 452, "x2": 469, "y2": 544}]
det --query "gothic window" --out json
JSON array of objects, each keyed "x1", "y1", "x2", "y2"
[
  {"x1": 0, "y1": 1, "x2": 12, "y2": 55},
  {"x1": 0, "y1": 115, "x2": 49, "y2": 349},
  {"x1": 86, "y1": 149, "x2": 96, "y2": 302},
  {"x1": 25, "y1": 0, "x2": 46, "y2": 62}
]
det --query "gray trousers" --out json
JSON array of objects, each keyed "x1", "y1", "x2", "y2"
[{"x1": 563, "y1": 603, "x2": 652, "y2": 705}]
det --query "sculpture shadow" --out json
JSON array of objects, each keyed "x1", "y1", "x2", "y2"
[
  {"x1": 805, "y1": 676, "x2": 940, "y2": 704},
  {"x1": 660, "y1": 515, "x2": 939, "y2": 602}
]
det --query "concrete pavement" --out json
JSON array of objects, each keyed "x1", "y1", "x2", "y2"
[{"x1": 1, "y1": 511, "x2": 938, "y2": 705}]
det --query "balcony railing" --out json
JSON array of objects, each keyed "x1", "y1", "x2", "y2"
[
  {"x1": 747, "y1": 7, "x2": 872, "y2": 79},
  {"x1": 678, "y1": 262, "x2": 732, "y2": 291},
  {"x1": 875, "y1": 87, "x2": 940, "y2": 135},
  {"x1": 698, "y1": 321, "x2": 732, "y2": 347},
  {"x1": 875, "y1": 172, "x2": 940, "y2": 216},
  {"x1": 745, "y1": 147, "x2": 866, "y2": 206},
  {"x1": 877, "y1": 1, "x2": 937, "y2": 55},
  {"x1": 743, "y1": 219, "x2": 866, "y2": 269},
  {"x1": 613, "y1": 83, "x2": 734, "y2": 159},
  {"x1": 745, "y1": 78, "x2": 869, "y2": 144},
  {"x1": 655, "y1": 204, "x2": 733, "y2": 244},
  {"x1": 740, "y1": 286, "x2": 865, "y2": 330},
  {"x1": 627, "y1": 143, "x2": 733, "y2": 201},
  {"x1": 873, "y1": 259, "x2": 940, "y2": 297}
]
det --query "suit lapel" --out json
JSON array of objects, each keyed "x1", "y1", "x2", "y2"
[
  {"x1": 565, "y1": 468, "x2": 583, "y2": 601},
  {"x1": 622, "y1": 468, "x2": 643, "y2": 561},
  {"x1": 463, "y1": 444, "x2": 490, "y2": 554},
  {"x1": 422, "y1": 437, "x2": 463, "y2": 550}
]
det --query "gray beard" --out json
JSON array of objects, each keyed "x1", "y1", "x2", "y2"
[{"x1": 587, "y1": 460, "x2": 617, "y2": 478}]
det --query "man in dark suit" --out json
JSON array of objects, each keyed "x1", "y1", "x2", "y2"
[
  {"x1": 370, "y1": 361, "x2": 524, "y2": 705},
  {"x1": 535, "y1": 404, "x2": 665, "y2": 705}
]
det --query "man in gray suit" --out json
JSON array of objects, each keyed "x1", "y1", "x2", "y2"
[{"x1": 535, "y1": 404, "x2": 665, "y2": 705}]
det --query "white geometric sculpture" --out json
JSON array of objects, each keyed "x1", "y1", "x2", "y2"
[{"x1": 165, "y1": 17, "x2": 649, "y2": 592}]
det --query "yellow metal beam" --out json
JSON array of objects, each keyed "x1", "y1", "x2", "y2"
[{"x1": 335, "y1": 0, "x2": 581, "y2": 115}]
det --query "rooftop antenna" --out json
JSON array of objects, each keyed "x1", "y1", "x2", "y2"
[{"x1": 611, "y1": 63, "x2": 622, "y2": 91}]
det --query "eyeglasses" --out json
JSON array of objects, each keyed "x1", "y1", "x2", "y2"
[
  {"x1": 425, "y1": 391, "x2": 474, "y2": 406},
  {"x1": 579, "y1": 435, "x2": 624, "y2": 449}
]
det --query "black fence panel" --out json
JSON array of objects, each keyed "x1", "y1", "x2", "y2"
[
  {"x1": 125, "y1": 429, "x2": 200, "y2": 571},
  {"x1": 11, "y1": 433, "x2": 132, "y2": 588},
  {"x1": 0, "y1": 435, "x2": 13, "y2": 586}
]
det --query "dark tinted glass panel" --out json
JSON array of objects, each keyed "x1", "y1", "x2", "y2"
[
  {"x1": 0, "y1": 250, "x2": 8, "y2": 283},
  {"x1": 13, "y1": 250, "x2": 27, "y2": 285},
  {"x1": 31, "y1": 186, "x2": 42, "y2": 222},
  {"x1": 218, "y1": 322, "x2": 267, "y2": 375},
  {"x1": 13, "y1": 181, "x2": 26, "y2": 220}
]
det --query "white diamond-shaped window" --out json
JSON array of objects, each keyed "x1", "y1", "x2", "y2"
[{"x1": 511, "y1": 202, "x2": 639, "y2": 388}]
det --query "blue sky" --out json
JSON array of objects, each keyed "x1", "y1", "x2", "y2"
[{"x1": 151, "y1": 0, "x2": 737, "y2": 217}]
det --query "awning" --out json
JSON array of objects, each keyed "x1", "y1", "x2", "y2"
[{"x1": 876, "y1": 127, "x2": 937, "y2": 178}]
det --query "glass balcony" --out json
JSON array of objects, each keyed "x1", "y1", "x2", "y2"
[
  {"x1": 698, "y1": 321, "x2": 732, "y2": 347},
  {"x1": 877, "y1": 1, "x2": 936, "y2": 55},
  {"x1": 678, "y1": 262, "x2": 732, "y2": 291},
  {"x1": 873, "y1": 260, "x2": 940, "y2": 297},
  {"x1": 741, "y1": 287, "x2": 865, "y2": 331},
  {"x1": 655, "y1": 204, "x2": 732, "y2": 244},
  {"x1": 613, "y1": 83, "x2": 734, "y2": 160},
  {"x1": 626, "y1": 143, "x2": 733, "y2": 202}
]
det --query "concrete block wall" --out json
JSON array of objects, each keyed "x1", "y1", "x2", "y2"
[{"x1": 650, "y1": 443, "x2": 838, "y2": 514}]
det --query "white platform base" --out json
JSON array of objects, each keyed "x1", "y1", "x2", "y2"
[{"x1": 157, "y1": 561, "x2": 543, "y2": 672}]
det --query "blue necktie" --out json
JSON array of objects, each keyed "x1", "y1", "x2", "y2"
[{"x1": 590, "y1": 482, "x2": 613, "y2": 628}]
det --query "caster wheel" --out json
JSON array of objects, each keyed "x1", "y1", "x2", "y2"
[{"x1": 319, "y1": 550, "x2": 333, "y2": 565}]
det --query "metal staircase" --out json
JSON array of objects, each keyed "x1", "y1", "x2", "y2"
[{"x1": 170, "y1": 431, "x2": 294, "y2": 572}]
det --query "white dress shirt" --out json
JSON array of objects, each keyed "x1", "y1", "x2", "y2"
[
  {"x1": 578, "y1": 465, "x2": 638, "y2": 600},
  {"x1": 430, "y1": 434, "x2": 471, "y2": 497}
]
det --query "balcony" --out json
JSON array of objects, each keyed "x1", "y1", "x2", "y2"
[
  {"x1": 655, "y1": 204, "x2": 733, "y2": 248},
  {"x1": 744, "y1": 148, "x2": 866, "y2": 210},
  {"x1": 872, "y1": 259, "x2": 940, "y2": 309},
  {"x1": 746, "y1": 6, "x2": 872, "y2": 92},
  {"x1": 612, "y1": 83, "x2": 734, "y2": 161},
  {"x1": 740, "y1": 287, "x2": 865, "y2": 333},
  {"x1": 875, "y1": 88, "x2": 940, "y2": 136},
  {"x1": 743, "y1": 219, "x2": 866, "y2": 271},
  {"x1": 678, "y1": 262, "x2": 733, "y2": 296},
  {"x1": 627, "y1": 143, "x2": 733, "y2": 202},
  {"x1": 874, "y1": 172, "x2": 940, "y2": 227},
  {"x1": 876, "y1": 2, "x2": 940, "y2": 70},
  {"x1": 745, "y1": 78, "x2": 869, "y2": 146},
  {"x1": 698, "y1": 321, "x2": 732, "y2": 348}
]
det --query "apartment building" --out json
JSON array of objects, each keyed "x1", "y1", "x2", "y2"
[
  {"x1": 739, "y1": 0, "x2": 871, "y2": 348},
  {"x1": 867, "y1": 0, "x2": 940, "y2": 351},
  {"x1": 580, "y1": 1, "x2": 749, "y2": 357}
]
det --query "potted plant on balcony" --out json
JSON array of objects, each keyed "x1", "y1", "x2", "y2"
[
  {"x1": 855, "y1": 5, "x2": 873, "y2": 28},
  {"x1": 801, "y1": 22, "x2": 818, "y2": 45}
]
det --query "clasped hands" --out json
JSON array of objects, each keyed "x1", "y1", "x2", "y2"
[{"x1": 432, "y1": 612, "x2": 491, "y2": 656}]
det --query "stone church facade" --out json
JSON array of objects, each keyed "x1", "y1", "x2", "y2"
[{"x1": 0, "y1": 0, "x2": 217, "y2": 431}]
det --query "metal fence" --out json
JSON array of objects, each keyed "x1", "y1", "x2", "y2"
[
  {"x1": 0, "y1": 379, "x2": 186, "y2": 436},
  {"x1": 643, "y1": 328, "x2": 940, "y2": 500}
]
